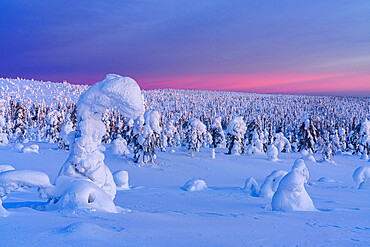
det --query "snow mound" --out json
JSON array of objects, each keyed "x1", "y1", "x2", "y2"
[
  {"x1": 0, "y1": 165, "x2": 15, "y2": 173},
  {"x1": 22, "y1": 144, "x2": 39, "y2": 154},
  {"x1": 352, "y1": 166, "x2": 370, "y2": 189},
  {"x1": 259, "y1": 170, "x2": 288, "y2": 199},
  {"x1": 182, "y1": 179, "x2": 208, "y2": 191},
  {"x1": 272, "y1": 171, "x2": 317, "y2": 212},
  {"x1": 291, "y1": 159, "x2": 309, "y2": 184},
  {"x1": 0, "y1": 170, "x2": 51, "y2": 197},
  {"x1": 318, "y1": 177, "x2": 336, "y2": 183},
  {"x1": 46, "y1": 176, "x2": 118, "y2": 213},
  {"x1": 242, "y1": 178, "x2": 258, "y2": 196},
  {"x1": 301, "y1": 150, "x2": 316, "y2": 162},
  {"x1": 266, "y1": 144, "x2": 278, "y2": 161},
  {"x1": 13, "y1": 143, "x2": 24, "y2": 152},
  {"x1": 113, "y1": 170, "x2": 130, "y2": 190}
]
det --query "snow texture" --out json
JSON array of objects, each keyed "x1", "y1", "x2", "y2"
[
  {"x1": 266, "y1": 144, "x2": 278, "y2": 161},
  {"x1": 0, "y1": 165, "x2": 15, "y2": 173},
  {"x1": 258, "y1": 170, "x2": 288, "y2": 199},
  {"x1": 291, "y1": 158, "x2": 309, "y2": 184}
]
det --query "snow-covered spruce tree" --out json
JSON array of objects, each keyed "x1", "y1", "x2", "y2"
[
  {"x1": 210, "y1": 116, "x2": 225, "y2": 148},
  {"x1": 183, "y1": 118, "x2": 207, "y2": 156},
  {"x1": 320, "y1": 140, "x2": 333, "y2": 162},
  {"x1": 58, "y1": 74, "x2": 144, "y2": 203},
  {"x1": 164, "y1": 119, "x2": 179, "y2": 148},
  {"x1": 45, "y1": 109, "x2": 62, "y2": 143},
  {"x1": 11, "y1": 102, "x2": 27, "y2": 143},
  {"x1": 123, "y1": 118, "x2": 134, "y2": 145},
  {"x1": 348, "y1": 118, "x2": 370, "y2": 156},
  {"x1": 244, "y1": 118, "x2": 266, "y2": 155},
  {"x1": 226, "y1": 116, "x2": 246, "y2": 155},
  {"x1": 134, "y1": 110, "x2": 162, "y2": 164},
  {"x1": 0, "y1": 99, "x2": 8, "y2": 145},
  {"x1": 297, "y1": 116, "x2": 320, "y2": 153}
]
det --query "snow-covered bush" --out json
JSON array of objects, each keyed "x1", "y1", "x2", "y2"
[
  {"x1": 226, "y1": 116, "x2": 246, "y2": 155},
  {"x1": 271, "y1": 171, "x2": 316, "y2": 212},
  {"x1": 352, "y1": 166, "x2": 370, "y2": 189},
  {"x1": 183, "y1": 118, "x2": 207, "y2": 156},
  {"x1": 112, "y1": 135, "x2": 129, "y2": 156},
  {"x1": 259, "y1": 170, "x2": 288, "y2": 199},
  {"x1": 113, "y1": 170, "x2": 130, "y2": 190},
  {"x1": 182, "y1": 179, "x2": 208, "y2": 191},
  {"x1": 266, "y1": 144, "x2": 278, "y2": 161},
  {"x1": 273, "y1": 132, "x2": 291, "y2": 153},
  {"x1": 242, "y1": 177, "x2": 259, "y2": 196},
  {"x1": 0, "y1": 170, "x2": 51, "y2": 197}
]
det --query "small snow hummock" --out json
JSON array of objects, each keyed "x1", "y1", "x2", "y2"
[
  {"x1": 258, "y1": 170, "x2": 288, "y2": 199},
  {"x1": 318, "y1": 177, "x2": 336, "y2": 183},
  {"x1": 13, "y1": 143, "x2": 24, "y2": 152},
  {"x1": 113, "y1": 170, "x2": 130, "y2": 190},
  {"x1": 291, "y1": 159, "x2": 309, "y2": 184},
  {"x1": 272, "y1": 171, "x2": 317, "y2": 212},
  {"x1": 0, "y1": 165, "x2": 15, "y2": 173},
  {"x1": 0, "y1": 170, "x2": 51, "y2": 197},
  {"x1": 182, "y1": 179, "x2": 208, "y2": 191},
  {"x1": 266, "y1": 144, "x2": 278, "y2": 162},
  {"x1": 211, "y1": 148, "x2": 216, "y2": 159},
  {"x1": 301, "y1": 149, "x2": 316, "y2": 162},
  {"x1": 352, "y1": 166, "x2": 370, "y2": 189},
  {"x1": 22, "y1": 144, "x2": 39, "y2": 154},
  {"x1": 242, "y1": 177, "x2": 259, "y2": 196}
]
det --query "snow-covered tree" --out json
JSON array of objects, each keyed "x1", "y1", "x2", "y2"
[
  {"x1": 297, "y1": 116, "x2": 320, "y2": 153},
  {"x1": 210, "y1": 116, "x2": 225, "y2": 148},
  {"x1": 226, "y1": 116, "x2": 246, "y2": 155},
  {"x1": 183, "y1": 118, "x2": 207, "y2": 156},
  {"x1": 58, "y1": 121, "x2": 74, "y2": 150}
]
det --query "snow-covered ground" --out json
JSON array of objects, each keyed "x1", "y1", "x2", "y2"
[{"x1": 0, "y1": 142, "x2": 369, "y2": 246}]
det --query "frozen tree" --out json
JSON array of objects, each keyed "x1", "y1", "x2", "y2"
[
  {"x1": 58, "y1": 74, "x2": 144, "y2": 202},
  {"x1": 297, "y1": 116, "x2": 320, "y2": 153},
  {"x1": 210, "y1": 116, "x2": 225, "y2": 148},
  {"x1": 273, "y1": 132, "x2": 291, "y2": 153},
  {"x1": 0, "y1": 99, "x2": 8, "y2": 145},
  {"x1": 183, "y1": 118, "x2": 207, "y2": 156},
  {"x1": 45, "y1": 109, "x2": 62, "y2": 143},
  {"x1": 134, "y1": 110, "x2": 162, "y2": 164},
  {"x1": 58, "y1": 121, "x2": 74, "y2": 150},
  {"x1": 266, "y1": 144, "x2": 278, "y2": 161},
  {"x1": 112, "y1": 135, "x2": 129, "y2": 156},
  {"x1": 163, "y1": 119, "x2": 179, "y2": 148},
  {"x1": 226, "y1": 116, "x2": 246, "y2": 155},
  {"x1": 245, "y1": 118, "x2": 266, "y2": 155}
]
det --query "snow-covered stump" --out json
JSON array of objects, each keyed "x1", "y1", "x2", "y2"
[
  {"x1": 182, "y1": 179, "x2": 208, "y2": 191},
  {"x1": 57, "y1": 74, "x2": 144, "y2": 212},
  {"x1": 113, "y1": 170, "x2": 130, "y2": 190},
  {"x1": 242, "y1": 177, "x2": 259, "y2": 196},
  {"x1": 271, "y1": 171, "x2": 317, "y2": 212},
  {"x1": 258, "y1": 170, "x2": 288, "y2": 199},
  {"x1": 352, "y1": 166, "x2": 370, "y2": 189}
]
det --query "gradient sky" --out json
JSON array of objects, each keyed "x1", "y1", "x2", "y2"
[{"x1": 1, "y1": 0, "x2": 370, "y2": 96}]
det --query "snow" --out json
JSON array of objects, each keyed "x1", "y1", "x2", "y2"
[
  {"x1": 112, "y1": 136, "x2": 129, "y2": 156},
  {"x1": 22, "y1": 144, "x2": 39, "y2": 154},
  {"x1": 258, "y1": 170, "x2": 288, "y2": 199},
  {"x1": 113, "y1": 170, "x2": 130, "y2": 190},
  {"x1": 272, "y1": 171, "x2": 317, "y2": 212},
  {"x1": 266, "y1": 144, "x2": 279, "y2": 161},
  {"x1": 292, "y1": 158, "x2": 310, "y2": 183},
  {"x1": 45, "y1": 176, "x2": 118, "y2": 213},
  {"x1": 352, "y1": 166, "x2": 370, "y2": 189},
  {"x1": 0, "y1": 170, "x2": 51, "y2": 197},
  {"x1": 242, "y1": 177, "x2": 259, "y2": 196},
  {"x1": 0, "y1": 165, "x2": 15, "y2": 173},
  {"x1": 182, "y1": 179, "x2": 208, "y2": 191}
]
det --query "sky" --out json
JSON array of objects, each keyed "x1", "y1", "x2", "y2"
[{"x1": 0, "y1": 0, "x2": 369, "y2": 96}]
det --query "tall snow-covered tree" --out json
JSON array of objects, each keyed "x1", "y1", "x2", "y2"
[
  {"x1": 183, "y1": 118, "x2": 208, "y2": 156},
  {"x1": 226, "y1": 116, "x2": 246, "y2": 155},
  {"x1": 210, "y1": 116, "x2": 225, "y2": 148},
  {"x1": 297, "y1": 116, "x2": 320, "y2": 153}
]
